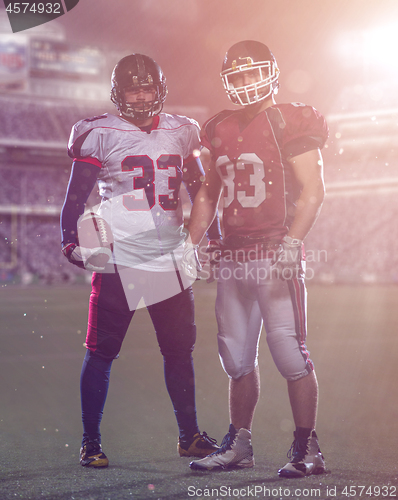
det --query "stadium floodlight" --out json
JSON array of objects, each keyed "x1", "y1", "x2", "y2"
[
  {"x1": 362, "y1": 24, "x2": 398, "y2": 71},
  {"x1": 337, "y1": 23, "x2": 398, "y2": 76}
]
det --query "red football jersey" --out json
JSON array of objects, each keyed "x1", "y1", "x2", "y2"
[{"x1": 201, "y1": 103, "x2": 328, "y2": 247}]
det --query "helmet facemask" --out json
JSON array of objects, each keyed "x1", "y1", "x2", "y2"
[
  {"x1": 221, "y1": 59, "x2": 279, "y2": 106},
  {"x1": 115, "y1": 84, "x2": 163, "y2": 121},
  {"x1": 110, "y1": 54, "x2": 168, "y2": 122}
]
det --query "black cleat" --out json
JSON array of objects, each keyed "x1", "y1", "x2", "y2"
[{"x1": 80, "y1": 439, "x2": 109, "y2": 468}]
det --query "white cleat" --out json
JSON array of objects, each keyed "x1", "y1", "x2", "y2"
[
  {"x1": 278, "y1": 430, "x2": 325, "y2": 478},
  {"x1": 189, "y1": 424, "x2": 254, "y2": 471}
]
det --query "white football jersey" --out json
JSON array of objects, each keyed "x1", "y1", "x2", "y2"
[{"x1": 68, "y1": 113, "x2": 200, "y2": 271}]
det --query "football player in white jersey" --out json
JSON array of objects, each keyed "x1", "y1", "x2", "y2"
[
  {"x1": 187, "y1": 41, "x2": 328, "y2": 477},
  {"x1": 60, "y1": 54, "x2": 221, "y2": 467}
]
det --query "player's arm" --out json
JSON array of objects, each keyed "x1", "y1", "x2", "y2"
[
  {"x1": 60, "y1": 160, "x2": 100, "y2": 268},
  {"x1": 271, "y1": 148, "x2": 324, "y2": 279},
  {"x1": 286, "y1": 148, "x2": 325, "y2": 242},
  {"x1": 186, "y1": 157, "x2": 223, "y2": 246},
  {"x1": 182, "y1": 155, "x2": 222, "y2": 242},
  {"x1": 60, "y1": 160, "x2": 99, "y2": 245}
]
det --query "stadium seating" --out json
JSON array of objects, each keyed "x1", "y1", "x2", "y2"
[{"x1": 0, "y1": 88, "x2": 398, "y2": 285}]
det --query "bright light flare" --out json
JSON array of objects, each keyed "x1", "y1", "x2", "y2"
[
  {"x1": 337, "y1": 23, "x2": 398, "y2": 74},
  {"x1": 363, "y1": 24, "x2": 398, "y2": 68}
]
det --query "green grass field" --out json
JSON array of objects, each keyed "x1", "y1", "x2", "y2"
[{"x1": 0, "y1": 281, "x2": 397, "y2": 499}]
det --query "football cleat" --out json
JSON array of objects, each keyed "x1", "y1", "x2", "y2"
[
  {"x1": 80, "y1": 439, "x2": 109, "y2": 468},
  {"x1": 278, "y1": 430, "x2": 325, "y2": 478},
  {"x1": 189, "y1": 424, "x2": 254, "y2": 470},
  {"x1": 178, "y1": 432, "x2": 220, "y2": 458}
]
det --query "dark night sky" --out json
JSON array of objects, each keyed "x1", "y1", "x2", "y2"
[
  {"x1": 51, "y1": 0, "x2": 398, "y2": 117},
  {"x1": 2, "y1": 0, "x2": 398, "y2": 117}
]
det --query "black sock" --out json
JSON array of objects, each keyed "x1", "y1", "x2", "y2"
[
  {"x1": 163, "y1": 354, "x2": 199, "y2": 442},
  {"x1": 295, "y1": 426, "x2": 313, "y2": 441},
  {"x1": 80, "y1": 350, "x2": 113, "y2": 444}
]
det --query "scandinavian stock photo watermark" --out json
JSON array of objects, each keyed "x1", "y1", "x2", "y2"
[{"x1": 197, "y1": 245, "x2": 328, "y2": 283}]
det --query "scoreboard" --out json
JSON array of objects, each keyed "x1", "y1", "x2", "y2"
[
  {"x1": 29, "y1": 39, "x2": 103, "y2": 80},
  {"x1": 0, "y1": 32, "x2": 109, "y2": 100}
]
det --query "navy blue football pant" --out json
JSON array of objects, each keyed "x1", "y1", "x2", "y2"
[{"x1": 80, "y1": 272, "x2": 199, "y2": 444}]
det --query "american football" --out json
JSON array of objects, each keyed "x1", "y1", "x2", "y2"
[{"x1": 77, "y1": 212, "x2": 114, "y2": 268}]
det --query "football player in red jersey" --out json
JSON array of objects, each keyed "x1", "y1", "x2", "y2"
[
  {"x1": 60, "y1": 54, "x2": 221, "y2": 468},
  {"x1": 187, "y1": 41, "x2": 328, "y2": 477}
]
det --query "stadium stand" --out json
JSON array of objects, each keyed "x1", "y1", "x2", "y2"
[
  {"x1": 0, "y1": 93, "x2": 108, "y2": 284},
  {"x1": 1, "y1": 77, "x2": 398, "y2": 285},
  {"x1": 304, "y1": 85, "x2": 398, "y2": 284}
]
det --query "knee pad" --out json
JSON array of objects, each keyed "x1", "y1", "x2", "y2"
[
  {"x1": 85, "y1": 334, "x2": 123, "y2": 360},
  {"x1": 266, "y1": 329, "x2": 313, "y2": 381},
  {"x1": 218, "y1": 335, "x2": 258, "y2": 380},
  {"x1": 83, "y1": 348, "x2": 115, "y2": 370}
]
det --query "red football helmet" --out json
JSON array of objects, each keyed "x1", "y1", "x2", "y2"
[{"x1": 221, "y1": 40, "x2": 280, "y2": 106}]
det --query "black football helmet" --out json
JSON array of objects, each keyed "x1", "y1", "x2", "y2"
[
  {"x1": 221, "y1": 40, "x2": 279, "y2": 106},
  {"x1": 110, "y1": 54, "x2": 167, "y2": 120}
]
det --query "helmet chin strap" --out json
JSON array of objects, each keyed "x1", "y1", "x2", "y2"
[
  {"x1": 120, "y1": 85, "x2": 164, "y2": 120},
  {"x1": 122, "y1": 100, "x2": 163, "y2": 121}
]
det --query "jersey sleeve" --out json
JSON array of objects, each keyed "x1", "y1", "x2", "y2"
[
  {"x1": 278, "y1": 103, "x2": 329, "y2": 158},
  {"x1": 180, "y1": 117, "x2": 201, "y2": 160},
  {"x1": 200, "y1": 122, "x2": 213, "y2": 153},
  {"x1": 67, "y1": 115, "x2": 108, "y2": 165},
  {"x1": 60, "y1": 160, "x2": 99, "y2": 246},
  {"x1": 200, "y1": 110, "x2": 234, "y2": 159}
]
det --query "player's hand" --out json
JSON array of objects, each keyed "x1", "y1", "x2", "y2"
[
  {"x1": 62, "y1": 243, "x2": 112, "y2": 272},
  {"x1": 181, "y1": 242, "x2": 202, "y2": 281},
  {"x1": 271, "y1": 236, "x2": 305, "y2": 280},
  {"x1": 205, "y1": 239, "x2": 222, "y2": 283}
]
